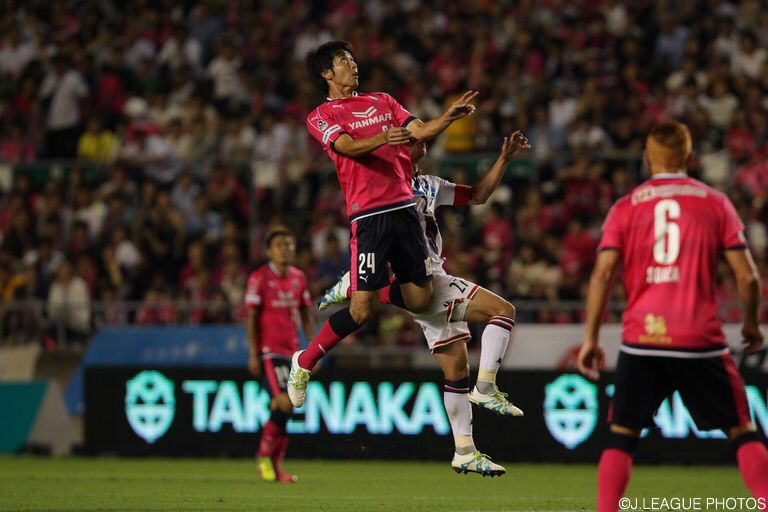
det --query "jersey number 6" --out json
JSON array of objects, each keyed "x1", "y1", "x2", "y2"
[{"x1": 653, "y1": 199, "x2": 681, "y2": 265}]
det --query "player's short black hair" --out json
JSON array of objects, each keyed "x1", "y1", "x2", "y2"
[
  {"x1": 265, "y1": 225, "x2": 295, "y2": 248},
  {"x1": 305, "y1": 40, "x2": 353, "y2": 95}
]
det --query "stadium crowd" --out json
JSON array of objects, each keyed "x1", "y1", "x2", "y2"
[{"x1": 0, "y1": 0, "x2": 767, "y2": 345}]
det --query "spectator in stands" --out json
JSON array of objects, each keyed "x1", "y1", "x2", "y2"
[
  {"x1": 0, "y1": 0, "x2": 765, "y2": 343},
  {"x1": 39, "y1": 55, "x2": 89, "y2": 158},
  {"x1": 0, "y1": 28, "x2": 37, "y2": 80},
  {"x1": 47, "y1": 260, "x2": 91, "y2": 342},
  {"x1": 699, "y1": 80, "x2": 739, "y2": 130},
  {"x1": 135, "y1": 288, "x2": 175, "y2": 325},
  {"x1": 731, "y1": 31, "x2": 767, "y2": 80},
  {"x1": 0, "y1": 123, "x2": 36, "y2": 162},
  {"x1": 170, "y1": 172, "x2": 200, "y2": 220},
  {"x1": 120, "y1": 126, "x2": 181, "y2": 185},
  {"x1": 158, "y1": 25, "x2": 203, "y2": 74},
  {"x1": 77, "y1": 117, "x2": 117, "y2": 164}
]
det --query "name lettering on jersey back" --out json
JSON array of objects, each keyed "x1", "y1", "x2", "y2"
[
  {"x1": 646, "y1": 265, "x2": 680, "y2": 284},
  {"x1": 631, "y1": 184, "x2": 708, "y2": 205},
  {"x1": 348, "y1": 112, "x2": 392, "y2": 130}
]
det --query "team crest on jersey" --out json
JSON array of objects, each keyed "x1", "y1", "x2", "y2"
[
  {"x1": 638, "y1": 314, "x2": 672, "y2": 344},
  {"x1": 351, "y1": 106, "x2": 378, "y2": 118},
  {"x1": 311, "y1": 113, "x2": 329, "y2": 132}
]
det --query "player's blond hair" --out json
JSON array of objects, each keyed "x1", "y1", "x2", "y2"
[{"x1": 646, "y1": 121, "x2": 693, "y2": 170}]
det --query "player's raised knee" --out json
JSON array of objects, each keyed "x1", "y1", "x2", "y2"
[
  {"x1": 349, "y1": 299, "x2": 378, "y2": 324},
  {"x1": 493, "y1": 301, "x2": 516, "y2": 321}
]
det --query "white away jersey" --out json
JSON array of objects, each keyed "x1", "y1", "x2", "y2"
[{"x1": 411, "y1": 174, "x2": 471, "y2": 275}]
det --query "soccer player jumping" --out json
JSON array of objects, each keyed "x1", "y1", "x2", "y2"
[
  {"x1": 319, "y1": 132, "x2": 531, "y2": 476},
  {"x1": 578, "y1": 121, "x2": 768, "y2": 511},
  {"x1": 289, "y1": 41, "x2": 478, "y2": 406},
  {"x1": 245, "y1": 227, "x2": 314, "y2": 483}
]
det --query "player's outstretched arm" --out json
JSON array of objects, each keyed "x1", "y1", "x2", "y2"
[
  {"x1": 407, "y1": 91, "x2": 478, "y2": 141},
  {"x1": 469, "y1": 131, "x2": 530, "y2": 205},
  {"x1": 333, "y1": 128, "x2": 412, "y2": 157},
  {"x1": 724, "y1": 249, "x2": 765, "y2": 354},
  {"x1": 578, "y1": 250, "x2": 621, "y2": 380}
]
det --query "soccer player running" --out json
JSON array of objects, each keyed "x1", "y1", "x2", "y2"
[
  {"x1": 577, "y1": 120, "x2": 768, "y2": 511},
  {"x1": 319, "y1": 132, "x2": 531, "y2": 476},
  {"x1": 288, "y1": 41, "x2": 478, "y2": 407},
  {"x1": 245, "y1": 226, "x2": 314, "y2": 483}
]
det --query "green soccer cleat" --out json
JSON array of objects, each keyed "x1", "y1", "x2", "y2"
[
  {"x1": 287, "y1": 350, "x2": 312, "y2": 408},
  {"x1": 257, "y1": 456, "x2": 276, "y2": 482},
  {"x1": 318, "y1": 271, "x2": 351, "y2": 311},
  {"x1": 451, "y1": 451, "x2": 506, "y2": 477},
  {"x1": 469, "y1": 387, "x2": 524, "y2": 417}
]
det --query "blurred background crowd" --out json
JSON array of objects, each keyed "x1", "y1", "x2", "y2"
[{"x1": 0, "y1": 0, "x2": 767, "y2": 348}]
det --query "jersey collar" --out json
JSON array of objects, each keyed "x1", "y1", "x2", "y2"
[
  {"x1": 651, "y1": 171, "x2": 688, "y2": 180},
  {"x1": 268, "y1": 262, "x2": 287, "y2": 277},
  {"x1": 326, "y1": 91, "x2": 358, "y2": 102}
]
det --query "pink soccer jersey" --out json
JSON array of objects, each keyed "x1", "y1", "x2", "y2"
[
  {"x1": 598, "y1": 174, "x2": 746, "y2": 352},
  {"x1": 244, "y1": 263, "x2": 312, "y2": 356},
  {"x1": 306, "y1": 92, "x2": 417, "y2": 220}
]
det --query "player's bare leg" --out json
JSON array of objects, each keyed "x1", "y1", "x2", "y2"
[
  {"x1": 727, "y1": 423, "x2": 768, "y2": 502},
  {"x1": 319, "y1": 272, "x2": 433, "y2": 314},
  {"x1": 398, "y1": 280, "x2": 433, "y2": 313},
  {"x1": 433, "y1": 341, "x2": 505, "y2": 477},
  {"x1": 463, "y1": 288, "x2": 522, "y2": 416},
  {"x1": 289, "y1": 291, "x2": 378, "y2": 407}
]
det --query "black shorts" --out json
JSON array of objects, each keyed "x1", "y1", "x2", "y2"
[
  {"x1": 349, "y1": 204, "x2": 432, "y2": 292},
  {"x1": 610, "y1": 348, "x2": 752, "y2": 431},
  {"x1": 260, "y1": 355, "x2": 291, "y2": 397}
]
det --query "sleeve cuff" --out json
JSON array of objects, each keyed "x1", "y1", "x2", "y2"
[
  {"x1": 401, "y1": 116, "x2": 417, "y2": 128},
  {"x1": 329, "y1": 132, "x2": 349, "y2": 154},
  {"x1": 453, "y1": 185, "x2": 471, "y2": 206}
]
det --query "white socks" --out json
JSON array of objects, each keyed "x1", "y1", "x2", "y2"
[
  {"x1": 476, "y1": 316, "x2": 514, "y2": 394},
  {"x1": 444, "y1": 377, "x2": 475, "y2": 455}
]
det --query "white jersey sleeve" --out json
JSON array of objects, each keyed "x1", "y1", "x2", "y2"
[{"x1": 424, "y1": 174, "x2": 457, "y2": 207}]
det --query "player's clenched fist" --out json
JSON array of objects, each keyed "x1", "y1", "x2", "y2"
[
  {"x1": 384, "y1": 127, "x2": 412, "y2": 145},
  {"x1": 742, "y1": 322, "x2": 765, "y2": 354},
  {"x1": 577, "y1": 341, "x2": 605, "y2": 381}
]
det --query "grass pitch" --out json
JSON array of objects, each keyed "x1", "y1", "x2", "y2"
[{"x1": 0, "y1": 457, "x2": 751, "y2": 511}]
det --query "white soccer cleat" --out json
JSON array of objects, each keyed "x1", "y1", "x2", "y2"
[
  {"x1": 287, "y1": 350, "x2": 312, "y2": 408},
  {"x1": 469, "y1": 387, "x2": 524, "y2": 417},
  {"x1": 318, "y1": 271, "x2": 351, "y2": 311},
  {"x1": 451, "y1": 451, "x2": 506, "y2": 477}
]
